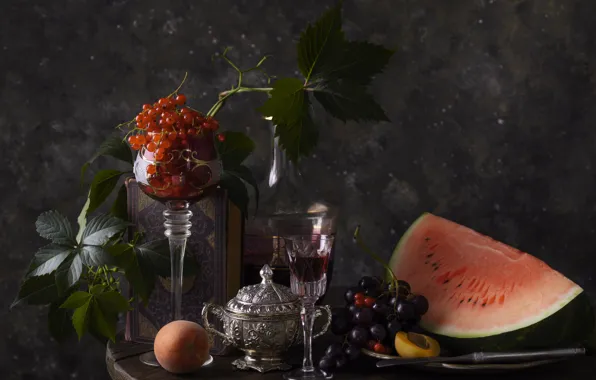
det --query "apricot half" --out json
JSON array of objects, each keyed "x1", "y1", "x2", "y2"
[
  {"x1": 394, "y1": 331, "x2": 440, "y2": 358},
  {"x1": 154, "y1": 320, "x2": 211, "y2": 374}
]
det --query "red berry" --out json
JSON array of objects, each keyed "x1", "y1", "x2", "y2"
[
  {"x1": 147, "y1": 164, "x2": 157, "y2": 175},
  {"x1": 147, "y1": 108, "x2": 158, "y2": 118},
  {"x1": 127, "y1": 136, "x2": 136, "y2": 145},
  {"x1": 373, "y1": 343, "x2": 385, "y2": 354},
  {"x1": 164, "y1": 116, "x2": 175, "y2": 126},
  {"x1": 146, "y1": 142, "x2": 157, "y2": 152},
  {"x1": 135, "y1": 114, "x2": 144, "y2": 123},
  {"x1": 354, "y1": 299, "x2": 365, "y2": 308},
  {"x1": 136, "y1": 135, "x2": 146, "y2": 145},
  {"x1": 174, "y1": 94, "x2": 187, "y2": 105},
  {"x1": 354, "y1": 293, "x2": 365, "y2": 301},
  {"x1": 131, "y1": 143, "x2": 141, "y2": 151},
  {"x1": 367, "y1": 340, "x2": 377, "y2": 351},
  {"x1": 167, "y1": 132, "x2": 177, "y2": 141},
  {"x1": 182, "y1": 113, "x2": 194, "y2": 124},
  {"x1": 364, "y1": 297, "x2": 376, "y2": 308},
  {"x1": 153, "y1": 134, "x2": 163, "y2": 143},
  {"x1": 178, "y1": 130, "x2": 187, "y2": 139},
  {"x1": 142, "y1": 104, "x2": 152, "y2": 111},
  {"x1": 180, "y1": 107, "x2": 192, "y2": 114},
  {"x1": 217, "y1": 133, "x2": 225, "y2": 142},
  {"x1": 187, "y1": 128, "x2": 197, "y2": 136},
  {"x1": 161, "y1": 139, "x2": 171, "y2": 149},
  {"x1": 158, "y1": 98, "x2": 169, "y2": 107},
  {"x1": 155, "y1": 152, "x2": 165, "y2": 161}
]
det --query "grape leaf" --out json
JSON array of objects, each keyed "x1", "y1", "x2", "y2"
[
  {"x1": 313, "y1": 80, "x2": 390, "y2": 122},
  {"x1": 90, "y1": 298, "x2": 117, "y2": 342},
  {"x1": 96, "y1": 291, "x2": 131, "y2": 314},
  {"x1": 257, "y1": 78, "x2": 318, "y2": 162},
  {"x1": 226, "y1": 164, "x2": 260, "y2": 211},
  {"x1": 81, "y1": 214, "x2": 129, "y2": 246},
  {"x1": 55, "y1": 253, "x2": 83, "y2": 294},
  {"x1": 86, "y1": 170, "x2": 126, "y2": 217},
  {"x1": 322, "y1": 41, "x2": 395, "y2": 85},
  {"x1": 71, "y1": 295, "x2": 92, "y2": 340},
  {"x1": 60, "y1": 291, "x2": 93, "y2": 309},
  {"x1": 216, "y1": 132, "x2": 256, "y2": 170},
  {"x1": 80, "y1": 245, "x2": 114, "y2": 267},
  {"x1": 11, "y1": 274, "x2": 59, "y2": 308},
  {"x1": 35, "y1": 211, "x2": 77, "y2": 247},
  {"x1": 27, "y1": 244, "x2": 72, "y2": 277},
  {"x1": 110, "y1": 184, "x2": 128, "y2": 220},
  {"x1": 219, "y1": 173, "x2": 250, "y2": 217},
  {"x1": 297, "y1": 1, "x2": 345, "y2": 82},
  {"x1": 48, "y1": 288, "x2": 76, "y2": 342},
  {"x1": 80, "y1": 133, "x2": 133, "y2": 185}
]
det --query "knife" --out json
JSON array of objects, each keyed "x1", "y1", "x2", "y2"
[{"x1": 376, "y1": 347, "x2": 586, "y2": 368}]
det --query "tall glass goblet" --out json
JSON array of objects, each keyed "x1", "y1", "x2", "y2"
[
  {"x1": 133, "y1": 129, "x2": 222, "y2": 366},
  {"x1": 283, "y1": 235, "x2": 335, "y2": 380}
]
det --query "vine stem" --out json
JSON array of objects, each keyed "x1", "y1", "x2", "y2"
[{"x1": 352, "y1": 226, "x2": 399, "y2": 294}]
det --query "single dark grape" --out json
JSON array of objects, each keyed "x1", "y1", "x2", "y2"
[
  {"x1": 348, "y1": 304, "x2": 359, "y2": 315},
  {"x1": 397, "y1": 280, "x2": 411, "y2": 298},
  {"x1": 372, "y1": 300, "x2": 390, "y2": 317},
  {"x1": 331, "y1": 312, "x2": 352, "y2": 335},
  {"x1": 319, "y1": 356, "x2": 335, "y2": 372},
  {"x1": 335, "y1": 354, "x2": 349, "y2": 369},
  {"x1": 344, "y1": 344, "x2": 361, "y2": 361},
  {"x1": 325, "y1": 342, "x2": 344, "y2": 358},
  {"x1": 369, "y1": 324, "x2": 387, "y2": 341},
  {"x1": 359, "y1": 276, "x2": 381, "y2": 290},
  {"x1": 354, "y1": 308, "x2": 374, "y2": 326},
  {"x1": 395, "y1": 300, "x2": 417, "y2": 321},
  {"x1": 344, "y1": 286, "x2": 361, "y2": 303},
  {"x1": 397, "y1": 280, "x2": 411, "y2": 292},
  {"x1": 387, "y1": 320, "x2": 402, "y2": 337},
  {"x1": 365, "y1": 287, "x2": 381, "y2": 298},
  {"x1": 389, "y1": 296, "x2": 398, "y2": 309},
  {"x1": 411, "y1": 294, "x2": 429, "y2": 315},
  {"x1": 348, "y1": 326, "x2": 369, "y2": 347}
]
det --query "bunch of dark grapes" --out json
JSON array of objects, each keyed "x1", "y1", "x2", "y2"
[{"x1": 319, "y1": 276, "x2": 429, "y2": 373}]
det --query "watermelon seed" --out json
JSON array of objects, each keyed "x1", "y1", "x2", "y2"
[
  {"x1": 481, "y1": 303, "x2": 487, "y2": 307},
  {"x1": 426, "y1": 253, "x2": 434, "y2": 258},
  {"x1": 467, "y1": 298, "x2": 472, "y2": 302},
  {"x1": 442, "y1": 279, "x2": 450, "y2": 284},
  {"x1": 459, "y1": 300, "x2": 464, "y2": 304},
  {"x1": 433, "y1": 267, "x2": 439, "y2": 272},
  {"x1": 456, "y1": 283, "x2": 463, "y2": 288},
  {"x1": 424, "y1": 261, "x2": 429, "y2": 264},
  {"x1": 473, "y1": 301, "x2": 478, "y2": 305}
]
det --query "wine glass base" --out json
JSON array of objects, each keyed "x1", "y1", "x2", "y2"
[
  {"x1": 139, "y1": 351, "x2": 214, "y2": 368},
  {"x1": 283, "y1": 368, "x2": 333, "y2": 380}
]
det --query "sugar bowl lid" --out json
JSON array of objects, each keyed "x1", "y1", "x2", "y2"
[{"x1": 225, "y1": 264, "x2": 300, "y2": 316}]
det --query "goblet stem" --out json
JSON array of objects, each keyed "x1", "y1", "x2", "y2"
[
  {"x1": 300, "y1": 298, "x2": 317, "y2": 373},
  {"x1": 163, "y1": 200, "x2": 192, "y2": 321}
]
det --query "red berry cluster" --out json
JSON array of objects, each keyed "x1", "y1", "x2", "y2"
[{"x1": 127, "y1": 93, "x2": 224, "y2": 156}]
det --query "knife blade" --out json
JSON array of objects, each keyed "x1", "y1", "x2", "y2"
[{"x1": 376, "y1": 347, "x2": 586, "y2": 368}]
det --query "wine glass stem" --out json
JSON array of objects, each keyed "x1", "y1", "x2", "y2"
[
  {"x1": 300, "y1": 298, "x2": 317, "y2": 372},
  {"x1": 163, "y1": 201, "x2": 192, "y2": 322}
]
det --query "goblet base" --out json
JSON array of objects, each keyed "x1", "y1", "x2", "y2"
[
  {"x1": 139, "y1": 351, "x2": 214, "y2": 368},
  {"x1": 283, "y1": 368, "x2": 333, "y2": 380}
]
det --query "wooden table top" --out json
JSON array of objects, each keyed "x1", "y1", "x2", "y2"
[{"x1": 106, "y1": 335, "x2": 596, "y2": 380}]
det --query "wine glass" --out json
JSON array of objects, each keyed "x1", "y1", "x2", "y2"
[
  {"x1": 134, "y1": 129, "x2": 222, "y2": 367},
  {"x1": 283, "y1": 234, "x2": 335, "y2": 380}
]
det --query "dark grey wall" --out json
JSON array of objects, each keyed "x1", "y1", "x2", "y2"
[{"x1": 2, "y1": 0, "x2": 596, "y2": 378}]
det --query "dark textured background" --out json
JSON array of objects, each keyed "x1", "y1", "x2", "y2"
[{"x1": 2, "y1": 0, "x2": 596, "y2": 378}]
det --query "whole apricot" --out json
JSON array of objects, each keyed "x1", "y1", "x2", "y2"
[{"x1": 154, "y1": 320, "x2": 211, "y2": 374}]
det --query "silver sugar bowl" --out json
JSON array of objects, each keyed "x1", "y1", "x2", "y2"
[{"x1": 201, "y1": 264, "x2": 332, "y2": 372}]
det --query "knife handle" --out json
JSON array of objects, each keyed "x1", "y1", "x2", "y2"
[{"x1": 474, "y1": 347, "x2": 586, "y2": 363}]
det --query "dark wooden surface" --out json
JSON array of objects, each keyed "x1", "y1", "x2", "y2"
[{"x1": 106, "y1": 335, "x2": 596, "y2": 380}]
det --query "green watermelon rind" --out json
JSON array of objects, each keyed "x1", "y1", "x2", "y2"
[{"x1": 389, "y1": 213, "x2": 594, "y2": 348}]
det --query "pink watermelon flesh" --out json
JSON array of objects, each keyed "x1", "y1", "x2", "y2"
[{"x1": 390, "y1": 213, "x2": 583, "y2": 338}]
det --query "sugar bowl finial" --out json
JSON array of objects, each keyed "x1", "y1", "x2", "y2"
[{"x1": 260, "y1": 264, "x2": 274, "y2": 284}]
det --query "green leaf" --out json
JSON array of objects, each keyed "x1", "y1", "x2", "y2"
[
  {"x1": 55, "y1": 253, "x2": 83, "y2": 294},
  {"x1": 11, "y1": 274, "x2": 58, "y2": 308},
  {"x1": 313, "y1": 81, "x2": 390, "y2": 122},
  {"x1": 109, "y1": 243, "x2": 154, "y2": 304},
  {"x1": 35, "y1": 211, "x2": 77, "y2": 247},
  {"x1": 81, "y1": 214, "x2": 129, "y2": 246},
  {"x1": 226, "y1": 165, "x2": 260, "y2": 212},
  {"x1": 89, "y1": 284, "x2": 104, "y2": 295},
  {"x1": 136, "y1": 239, "x2": 198, "y2": 277},
  {"x1": 257, "y1": 78, "x2": 318, "y2": 162},
  {"x1": 80, "y1": 133, "x2": 133, "y2": 185},
  {"x1": 110, "y1": 184, "x2": 128, "y2": 220},
  {"x1": 216, "y1": 132, "x2": 256, "y2": 170},
  {"x1": 297, "y1": 1, "x2": 345, "y2": 82},
  {"x1": 90, "y1": 298, "x2": 117, "y2": 342},
  {"x1": 86, "y1": 170, "x2": 126, "y2": 217},
  {"x1": 76, "y1": 193, "x2": 91, "y2": 243},
  {"x1": 48, "y1": 289, "x2": 76, "y2": 342},
  {"x1": 80, "y1": 245, "x2": 114, "y2": 267},
  {"x1": 27, "y1": 244, "x2": 72, "y2": 277},
  {"x1": 60, "y1": 291, "x2": 93, "y2": 309},
  {"x1": 96, "y1": 291, "x2": 131, "y2": 314},
  {"x1": 71, "y1": 296, "x2": 92, "y2": 340},
  {"x1": 219, "y1": 173, "x2": 250, "y2": 217},
  {"x1": 322, "y1": 41, "x2": 395, "y2": 85}
]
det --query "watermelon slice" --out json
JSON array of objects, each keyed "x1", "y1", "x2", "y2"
[{"x1": 390, "y1": 213, "x2": 593, "y2": 351}]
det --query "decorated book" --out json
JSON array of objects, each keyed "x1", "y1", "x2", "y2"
[{"x1": 124, "y1": 178, "x2": 242, "y2": 355}]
